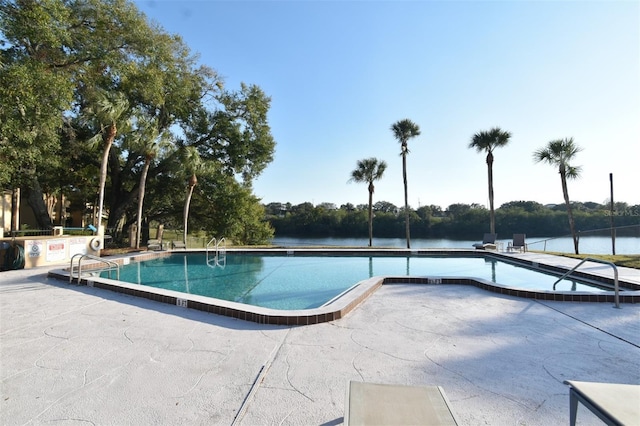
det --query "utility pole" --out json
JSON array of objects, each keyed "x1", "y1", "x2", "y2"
[{"x1": 610, "y1": 173, "x2": 615, "y2": 255}]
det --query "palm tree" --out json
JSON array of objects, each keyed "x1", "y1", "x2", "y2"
[
  {"x1": 182, "y1": 146, "x2": 203, "y2": 246},
  {"x1": 534, "y1": 138, "x2": 583, "y2": 254},
  {"x1": 349, "y1": 158, "x2": 388, "y2": 247},
  {"x1": 469, "y1": 127, "x2": 512, "y2": 234},
  {"x1": 85, "y1": 91, "x2": 129, "y2": 230},
  {"x1": 391, "y1": 119, "x2": 421, "y2": 248}
]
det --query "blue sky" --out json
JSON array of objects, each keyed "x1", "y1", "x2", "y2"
[{"x1": 135, "y1": 0, "x2": 639, "y2": 209}]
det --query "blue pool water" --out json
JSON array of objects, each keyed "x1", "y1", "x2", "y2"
[{"x1": 106, "y1": 253, "x2": 611, "y2": 310}]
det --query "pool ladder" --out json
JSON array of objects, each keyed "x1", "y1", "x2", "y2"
[
  {"x1": 552, "y1": 257, "x2": 620, "y2": 308},
  {"x1": 69, "y1": 254, "x2": 119, "y2": 284},
  {"x1": 206, "y1": 237, "x2": 226, "y2": 268}
]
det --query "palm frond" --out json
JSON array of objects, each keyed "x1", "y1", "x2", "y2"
[
  {"x1": 86, "y1": 133, "x2": 103, "y2": 150},
  {"x1": 391, "y1": 119, "x2": 421, "y2": 145},
  {"x1": 566, "y1": 165, "x2": 582, "y2": 180},
  {"x1": 534, "y1": 138, "x2": 582, "y2": 179},
  {"x1": 470, "y1": 127, "x2": 511, "y2": 152},
  {"x1": 349, "y1": 157, "x2": 387, "y2": 184}
]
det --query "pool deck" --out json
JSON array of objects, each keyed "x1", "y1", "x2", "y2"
[{"x1": 1, "y1": 252, "x2": 639, "y2": 425}]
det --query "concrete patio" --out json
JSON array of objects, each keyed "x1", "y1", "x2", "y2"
[{"x1": 1, "y1": 256, "x2": 639, "y2": 425}]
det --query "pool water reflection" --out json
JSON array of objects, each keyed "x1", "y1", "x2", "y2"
[{"x1": 106, "y1": 253, "x2": 609, "y2": 310}]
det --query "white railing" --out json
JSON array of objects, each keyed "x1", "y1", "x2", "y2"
[{"x1": 69, "y1": 254, "x2": 119, "y2": 284}]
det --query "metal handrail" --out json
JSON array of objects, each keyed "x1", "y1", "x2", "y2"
[
  {"x1": 206, "y1": 237, "x2": 217, "y2": 266},
  {"x1": 553, "y1": 258, "x2": 620, "y2": 308},
  {"x1": 215, "y1": 238, "x2": 226, "y2": 268},
  {"x1": 206, "y1": 237, "x2": 226, "y2": 267},
  {"x1": 70, "y1": 254, "x2": 119, "y2": 284},
  {"x1": 206, "y1": 236, "x2": 218, "y2": 250},
  {"x1": 69, "y1": 253, "x2": 85, "y2": 283},
  {"x1": 217, "y1": 237, "x2": 226, "y2": 254}
]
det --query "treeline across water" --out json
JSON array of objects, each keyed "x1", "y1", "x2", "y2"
[{"x1": 264, "y1": 200, "x2": 640, "y2": 240}]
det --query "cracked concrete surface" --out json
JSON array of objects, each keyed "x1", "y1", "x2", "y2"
[{"x1": 1, "y1": 264, "x2": 639, "y2": 425}]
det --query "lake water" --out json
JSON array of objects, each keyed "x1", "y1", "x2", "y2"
[{"x1": 270, "y1": 236, "x2": 640, "y2": 255}]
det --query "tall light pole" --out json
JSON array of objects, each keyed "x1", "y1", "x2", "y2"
[{"x1": 610, "y1": 173, "x2": 615, "y2": 255}]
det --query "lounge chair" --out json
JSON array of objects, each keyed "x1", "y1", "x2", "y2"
[
  {"x1": 507, "y1": 234, "x2": 527, "y2": 252},
  {"x1": 146, "y1": 239, "x2": 163, "y2": 251},
  {"x1": 472, "y1": 233, "x2": 497, "y2": 250},
  {"x1": 345, "y1": 381, "x2": 459, "y2": 425},
  {"x1": 171, "y1": 240, "x2": 186, "y2": 250},
  {"x1": 147, "y1": 225, "x2": 165, "y2": 250},
  {"x1": 564, "y1": 380, "x2": 640, "y2": 426}
]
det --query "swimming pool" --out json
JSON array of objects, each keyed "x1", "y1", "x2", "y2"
[
  {"x1": 50, "y1": 249, "x2": 636, "y2": 325},
  {"x1": 105, "y1": 252, "x2": 612, "y2": 310}
]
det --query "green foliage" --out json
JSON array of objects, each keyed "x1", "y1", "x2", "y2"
[
  {"x1": 186, "y1": 172, "x2": 273, "y2": 244},
  {"x1": 1, "y1": 0, "x2": 275, "y2": 244},
  {"x1": 267, "y1": 201, "x2": 640, "y2": 240},
  {"x1": 0, "y1": 58, "x2": 73, "y2": 187},
  {"x1": 185, "y1": 83, "x2": 275, "y2": 183},
  {"x1": 499, "y1": 200, "x2": 545, "y2": 212},
  {"x1": 374, "y1": 201, "x2": 398, "y2": 213}
]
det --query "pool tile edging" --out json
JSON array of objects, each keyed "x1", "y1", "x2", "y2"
[
  {"x1": 48, "y1": 271, "x2": 639, "y2": 326},
  {"x1": 48, "y1": 268, "x2": 385, "y2": 326}
]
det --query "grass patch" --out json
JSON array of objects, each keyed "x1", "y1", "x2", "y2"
[
  {"x1": 542, "y1": 252, "x2": 640, "y2": 269},
  {"x1": 101, "y1": 247, "x2": 144, "y2": 256}
]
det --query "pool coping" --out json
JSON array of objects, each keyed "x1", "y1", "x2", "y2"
[{"x1": 47, "y1": 249, "x2": 640, "y2": 325}]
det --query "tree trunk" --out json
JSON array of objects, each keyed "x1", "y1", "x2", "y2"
[
  {"x1": 183, "y1": 183, "x2": 195, "y2": 245},
  {"x1": 96, "y1": 123, "x2": 116, "y2": 228},
  {"x1": 402, "y1": 151, "x2": 410, "y2": 249},
  {"x1": 56, "y1": 192, "x2": 65, "y2": 226},
  {"x1": 106, "y1": 146, "x2": 122, "y2": 228},
  {"x1": 95, "y1": 143, "x2": 110, "y2": 228},
  {"x1": 135, "y1": 159, "x2": 151, "y2": 249},
  {"x1": 560, "y1": 171, "x2": 579, "y2": 254},
  {"x1": 11, "y1": 187, "x2": 20, "y2": 232},
  {"x1": 367, "y1": 182, "x2": 374, "y2": 247},
  {"x1": 25, "y1": 177, "x2": 53, "y2": 229},
  {"x1": 487, "y1": 151, "x2": 495, "y2": 234}
]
